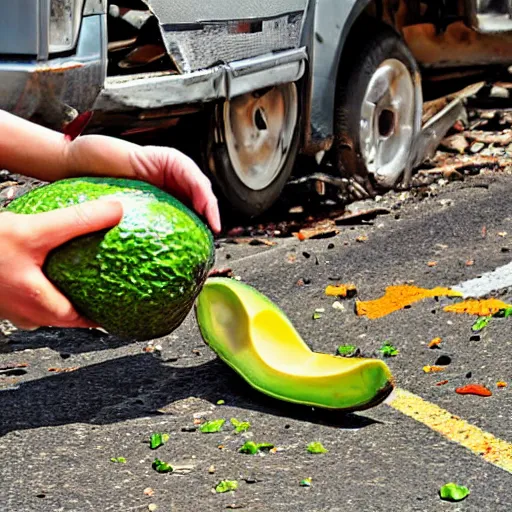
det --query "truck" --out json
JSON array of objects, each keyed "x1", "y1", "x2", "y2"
[{"x1": 1, "y1": 0, "x2": 512, "y2": 216}]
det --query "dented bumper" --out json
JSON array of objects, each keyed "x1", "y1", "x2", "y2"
[{"x1": 93, "y1": 47, "x2": 307, "y2": 113}]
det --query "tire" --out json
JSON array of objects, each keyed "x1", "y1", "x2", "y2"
[
  {"x1": 206, "y1": 82, "x2": 300, "y2": 217},
  {"x1": 333, "y1": 23, "x2": 422, "y2": 194}
]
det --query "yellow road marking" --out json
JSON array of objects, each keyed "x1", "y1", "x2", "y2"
[{"x1": 387, "y1": 388, "x2": 512, "y2": 474}]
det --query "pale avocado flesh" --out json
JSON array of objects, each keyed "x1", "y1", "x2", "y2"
[
  {"x1": 7, "y1": 178, "x2": 215, "y2": 340},
  {"x1": 195, "y1": 278, "x2": 394, "y2": 411}
]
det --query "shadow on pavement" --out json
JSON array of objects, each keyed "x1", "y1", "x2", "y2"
[
  {"x1": 0, "y1": 353, "x2": 382, "y2": 437},
  {"x1": 5, "y1": 327, "x2": 137, "y2": 354}
]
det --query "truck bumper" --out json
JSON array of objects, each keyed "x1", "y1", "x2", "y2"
[
  {"x1": 93, "y1": 47, "x2": 307, "y2": 113},
  {"x1": 0, "y1": 14, "x2": 105, "y2": 129}
]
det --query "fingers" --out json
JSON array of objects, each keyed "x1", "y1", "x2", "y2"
[
  {"x1": 193, "y1": 190, "x2": 221, "y2": 234},
  {"x1": 11, "y1": 269, "x2": 95, "y2": 329},
  {"x1": 26, "y1": 199, "x2": 123, "y2": 251},
  {"x1": 164, "y1": 149, "x2": 221, "y2": 233},
  {"x1": 132, "y1": 146, "x2": 222, "y2": 233}
]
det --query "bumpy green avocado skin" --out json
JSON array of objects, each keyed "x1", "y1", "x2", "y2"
[{"x1": 7, "y1": 177, "x2": 215, "y2": 340}]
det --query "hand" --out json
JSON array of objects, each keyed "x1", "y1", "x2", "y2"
[
  {"x1": 0, "y1": 111, "x2": 221, "y2": 233},
  {"x1": 0, "y1": 200, "x2": 123, "y2": 330},
  {"x1": 129, "y1": 146, "x2": 221, "y2": 234}
]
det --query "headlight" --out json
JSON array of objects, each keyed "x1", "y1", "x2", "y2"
[{"x1": 49, "y1": 0, "x2": 85, "y2": 53}]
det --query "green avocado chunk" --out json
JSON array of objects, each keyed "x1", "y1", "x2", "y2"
[
  {"x1": 7, "y1": 177, "x2": 214, "y2": 340},
  {"x1": 195, "y1": 278, "x2": 394, "y2": 411}
]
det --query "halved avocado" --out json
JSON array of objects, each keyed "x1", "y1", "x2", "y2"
[{"x1": 195, "y1": 278, "x2": 394, "y2": 411}]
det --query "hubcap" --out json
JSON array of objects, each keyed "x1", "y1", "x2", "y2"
[
  {"x1": 359, "y1": 58, "x2": 416, "y2": 187},
  {"x1": 223, "y1": 83, "x2": 298, "y2": 191}
]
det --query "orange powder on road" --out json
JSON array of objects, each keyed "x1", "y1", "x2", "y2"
[
  {"x1": 356, "y1": 285, "x2": 462, "y2": 319},
  {"x1": 325, "y1": 284, "x2": 357, "y2": 298},
  {"x1": 444, "y1": 298, "x2": 512, "y2": 316}
]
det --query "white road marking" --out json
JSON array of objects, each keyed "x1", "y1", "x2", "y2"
[{"x1": 452, "y1": 261, "x2": 512, "y2": 298}]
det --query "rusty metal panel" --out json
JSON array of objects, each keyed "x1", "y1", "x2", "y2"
[
  {"x1": 403, "y1": 21, "x2": 512, "y2": 68},
  {"x1": 164, "y1": 13, "x2": 303, "y2": 73},
  {"x1": 0, "y1": 0, "x2": 40, "y2": 55},
  {"x1": 0, "y1": 14, "x2": 105, "y2": 127}
]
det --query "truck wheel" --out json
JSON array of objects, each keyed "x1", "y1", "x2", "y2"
[
  {"x1": 334, "y1": 26, "x2": 422, "y2": 193},
  {"x1": 207, "y1": 83, "x2": 300, "y2": 217}
]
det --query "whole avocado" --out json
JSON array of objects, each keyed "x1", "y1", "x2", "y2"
[{"x1": 7, "y1": 177, "x2": 215, "y2": 340}]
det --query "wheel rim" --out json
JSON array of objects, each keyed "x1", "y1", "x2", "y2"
[
  {"x1": 359, "y1": 58, "x2": 416, "y2": 187},
  {"x1": 223, "y1": 83, "x2": 298, "y2": 191}
]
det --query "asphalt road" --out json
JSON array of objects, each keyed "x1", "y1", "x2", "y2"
[{"x1": 1, "y1": 172, "x2": 511, "y2": 512}]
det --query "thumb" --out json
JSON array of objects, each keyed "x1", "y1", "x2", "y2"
[{"x1": 28, "y1": 199, "x2": 123, "y2": 250}]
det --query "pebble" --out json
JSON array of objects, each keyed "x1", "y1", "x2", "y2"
[
  {"x1": 490, "y1": 85, "x2": 509, "y2": 98},
  {"x1": 470, "y1": 142, "x2": 485, "y2": 153}
]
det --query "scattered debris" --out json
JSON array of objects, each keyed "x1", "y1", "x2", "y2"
[
  {"x1": 199, "y1": 419, "x2": 225, "y2": 433},
  {"x1": 471, "y1": 316, "x2": 492, "y2": 332},
  {"x1": 286, "y1": 253, "x2": 297, "y2": 264},
  {"x1": 110, "y1": 457, "x2": 127, "y2": 464},
  {"x1": 428, "y1": 337, "x2": 442, "y2": 349},
  {"x1": 455, "y1": 384, "x2": 492, "y2": 397},
  {"x1": 423, "y1": 366, "x2": 445, "y2": 374},
  {"x1": 334, "y1": 208, "x2": 390, "y2": 225},
  {"x1": 435, "y1": 380, "x2": 449, "y2": 386},
  {"x1": 312, "y1": 308, "x2": 325, "y2": 320},
  {"x1": 143, "y1": 488, "x2": 154, "y2": 497},
  {"x1": 379, "y1": 341, "x2": 399, "y2": 357},
  {"x1": 47, "y1": 367, "x2": 79, "y2": 373},
  {"x1": 300, "y1": 478, "x2": 312, "y2": 487},
  {"x1": 243, "y1": 476, "x2": 261, "y2": 484},
  {"x1": 427, "y1": 261, "x2": 438, "y2": 267},
  {"x1": 216, "y1": 400, "x2": 225, "y2": 405},
  {"x1": 337, "y1": 344, "x2": 359, "y2": 357},
  {"x1": 170, "y1": 464, "x2": 195, "y2": 474},
  {"x1": 208, "y1": 268, "x2": 234, "y2": 278},
  {"x1": 239, "y1": 441, "x2": 274, "y2": 455},
  {"x1": 208, "y1": 465, "x2": 216, "y2": 474},
  {"x1": 422, "y1": 82, "x2": 484, "y2": 125},
  {"x1": 152, "y1": 458, "x2": 173, "y2": 473},
  {"x1": 226, "y1": 238, "x2": 277, "y2": 247},
  {"x1": 215, "y1": 480, "x2": 238, "y2": 493},
  {"x1": 464, "y1": 130, "x2": 512, "y2": 146},
  {"x1": 149, "y1": 433, "x2": 169, "y2": 450},
  {"x1": 416, "y1": 155, "x2": 510, "y2": 179},
  {"x1": 440, "y1": 133, "x2": 469, "y2": 154},
  {"x1": 355, "y1": 235, "x2": 368, "y2": 243},
  {"x1": 497, "y1": 381, "x2": 508, "y2": 388},
  {"x1": 0, "y1": 362, "x2": 28, "y2": 371},
  {"x1": 439, "y1": 482, "x2": 470, "y2": 502},
  {"x1": 307, "y1": 442, "x2": 327, "y2": 454},
  {"x1": 230, "y1": 418, "x2": 251, "y2": 433},
  {"x1": 293, "y1": 221, "x2": 339, "y2": 241},
  {"x1": 332, "y1": 301, "x2": 345, "y2": 311},
  {"x1": 325, "y1": 284, "x2": 357, "y2": 298}
]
